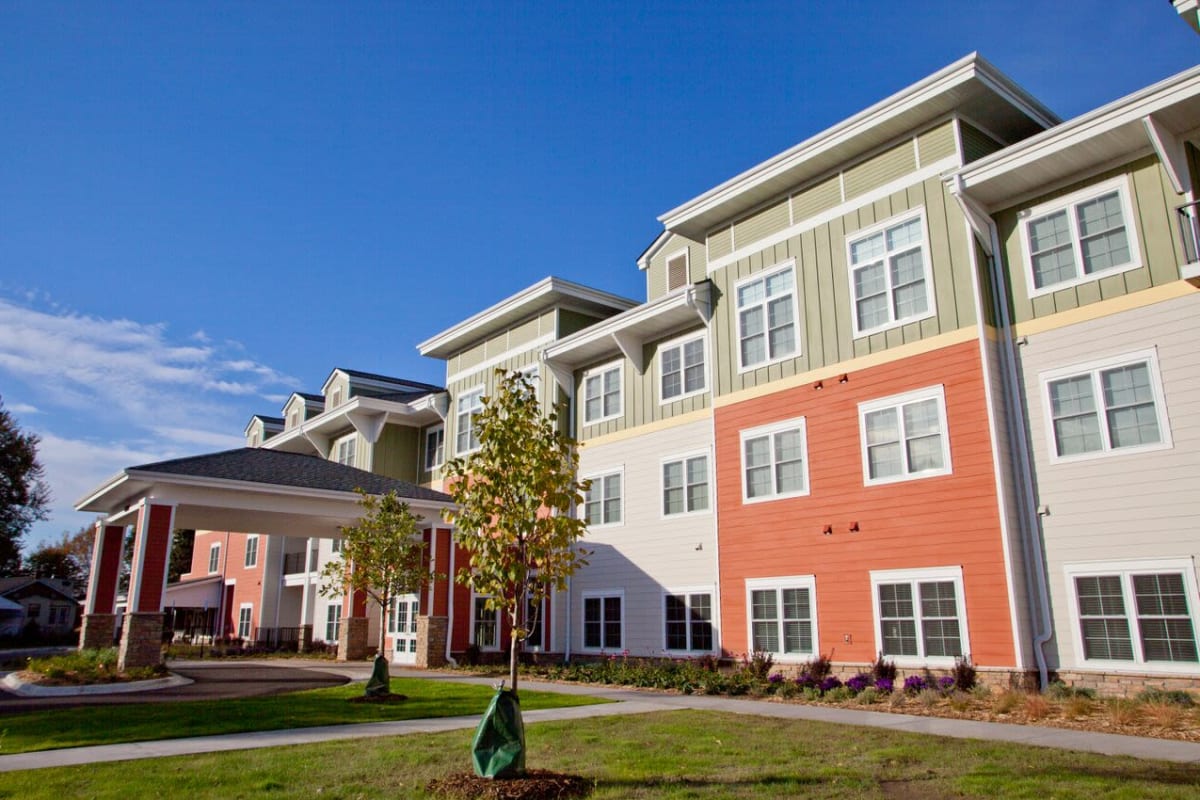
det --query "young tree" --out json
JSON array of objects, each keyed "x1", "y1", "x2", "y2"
[
  {"x1": 319, "y1": 490, "x2": 433, "y2": 690},
  {"x1": 0, "y1": 396, "x2": 50, "y2": 574},
  {"x1": 443, "y1": 369, "x2": 590, "y2": 696}
]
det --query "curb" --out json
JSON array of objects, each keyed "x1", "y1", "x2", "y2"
[{"x1": 0, "y1": 672, "x2": 193, "y2": 697}]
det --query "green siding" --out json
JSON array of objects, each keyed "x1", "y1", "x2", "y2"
[
  {"x1": 843, "y1": 140, "x2": 917, "y2": 200},
  {"x1": 960, "y1": 122, "x2": 1003, "y2": 164},
  {"x1": 646, "y1": 234, "x2": 705, "y2": 300},
  {"x1": 995, "y1": 155, "x2": 1186, "y2": 325},
  {"x1": 371, "y1": 425, "x2": 420, "y2": 483},
  {"x1": 732, "y1": 199, "x2": 789, "y2": 251},
  {"x1": 446, "y1": 347, "x2": 547, "y2": 457},
  {"x1": 559, "y1": 308, "x2": 604, "y2": 338},
  {"x1": 917, "y1": 121, "x2": 957, "y2": 165},
  {"x1": 707, "y1": 224, "x2": 733, "y2": 260},
  {"x1": 790, "y1": 174, "x2": 842, "y2": 224}
]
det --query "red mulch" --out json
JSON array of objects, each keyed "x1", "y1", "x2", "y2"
[{"x1": 427, "y1": 770, "x2": 592, "y2": 800}]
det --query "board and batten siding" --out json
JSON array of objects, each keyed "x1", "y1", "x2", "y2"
[
  {"x1": 645, "y1": 233, "x2": 706, "y2": 301},
  {"x1": 445, "y1": 346, "x2": 545, "y2": 458},
  {"x1": 994, "y1": 155, "x2": 1189, "y2": 326},
  {"x1": 444, "y1": 309, "x2": 558, "y2": 378},
  {"x1": 709, "y1": 174, "x2": 977, "y2": 399},
  {"x1": 1016, "y1": 291, "x2": 1200, "y2": 673},
  {"x1": 567, "y1": 417, "x2": 719, "y2": 656},
  {"x1": 369, "y1": 424, "x2": 420, "y2": 483}
]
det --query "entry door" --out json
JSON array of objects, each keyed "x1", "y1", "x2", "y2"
[{"x1": 391, "y1": 595, "x2": 420, "y2": 664}]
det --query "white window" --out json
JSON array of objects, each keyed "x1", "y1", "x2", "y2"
[
  {"x1": 847, "y1": 211, "x2": 935, "y2": 336},
  {"x1": 334, "y1": 434, "x2": 357, "y2": 467},
  {"x1": 288, "y1": 411, "x2": 299, "y2": 429},
  {"x1": 736, "y1": 262, "x2": 798, "y2": 369},
  {"x1": 238, "y1": 605, "x2": 253, "y2": 639},
  {"x1": 583, "y1": 362, "x2": 622, "y2": 424},
  {"x1": 664, "y1": 591, "x2": 714, "y2": 652},
  {"x1": 746, "y1": 576, "x2": 818, "y2": 659},
  {"x1": 660, "y1": 332, "x2": 706, "y2": 402},
  {"x1": 662, "y1": 454, "x2": 709, "y2": 516},
  {"x1": 859, "y1": 386, "x2": 951, "y2": 485},
  {"x1": 740, "y1": 418, "x2": 809, "y2": 502},
  {"x1": 250, "y1": 432, "x2": 259, "y2": 447},
  {"x1": 456, "y1": 387, "x2": 484, "y2": 454},
  {"x1": 244, "y1": 535, "x2": 258, "y2": 569},
  {"x1": 1066, "y1": 560, "x2": 1199, "y2": 670},
  {"x1": 1020, "y1": 177, "x2": 1140, "y2": 296},
  {"x1": 325, "y1": 604, "x2": 341, "y2": 642},
  {"x1": 582, "y1": 592, "x2": 623, "y2": 651},
  {"x1": 330, "y1": 389, "x2": 342, "y2": 408},
  {"x1": 208, "y1": 543, "x2": 220, "y2": 574},
  {"x1": 583, "y1": 471, "x2": 622, "y2": 527},
  {"x1": 424, "y1": 426, "x2": 445, "y2": 470},
  {"x1": 871, "y1": 567, "x2": 968, "y2": 665},
  {"x1": 331, "y1": 538, "x2": 342, "y2": 554},
  {"x1": 1041, "y1": 349, "x2": 1171, "y2": 463},
  {"x1": 472, "y1": 595, "x2": 500, "y2": 650}
]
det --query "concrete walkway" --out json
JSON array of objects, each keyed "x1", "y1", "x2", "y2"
[{"x1": 2, "y1": 666, "x2": 1199, "y2": 772}]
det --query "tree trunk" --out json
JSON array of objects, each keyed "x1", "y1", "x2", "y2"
[
  {"x1": 509, "y1": 605, "x2": 521, "y2": 695},
  {"x1": 377, "y1": 594, "x2": 388, "y2": 657}
]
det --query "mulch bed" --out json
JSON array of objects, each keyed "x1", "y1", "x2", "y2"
[{"x1": 428, "y1": 770, "x2": 592, "y2": 800}]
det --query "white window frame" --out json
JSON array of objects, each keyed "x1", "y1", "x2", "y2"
[
  {"x1": 424, "y1": 425, "x2": 445, "y2": 470},
  {"x1": 858, "y1": 385, "x2": 952, "y2": 486},
  {"x1": 325, "y1": 603, "x2": 341, "y2": 643},
  {"x1": 846, "y1": 208, "x2": 936, "y2": 338},
  {"x1": 237, "y1": 604, "x2": 253, "y2": 640},
  {"x1": 208, "y1": 543, "x2": 220, "y2": 574},
  {"x1": 330, "y1": 389, "x2": 342, "y2": 408},
  {"x1": 739, "y1": 417, "x2": 811, "y2": 503},
  {"x1": 661, "y1": 451, "x2": 711, "y2": 517},
  {"x1": 582, "y1": 468, "x2": 623, "y2": 528},
  {"x1": 870, "y1": 566, "x2": 969, "y2": 668},
  {"x1": 735, "y1": 261, "x2": 800, "y2": 372},
  {"x1": 1039, "y1": 348, "x2": 1172, "y2": 464},
  {"x1": 1064, "y1": 558, "x2": 1200, "y2": 674},
  {"x1": 745, "y1": 575, "x2": 819, "y2": 662},
  {"x1": 1018, "y1": 176, "x2": 1141, "y2": 298},
  {"x1": 580, "y1": 590, "x2": 624, "y2": 652},
  {"x1": 333, "y1": 433, "x2": 358, "y2": 468},
  {"x1": 663, "y1": 587, "x2": 716, "y2": 654},
  {"x1": 582, "y1": 360, "x2": 623, "y2": 425},
  {"x1": 244, "y1": 535, "x2": 259, "y2": 569},
  {"x1": 455, "y1": 386, "x2": 484, "y2": 455},
  {"x1": 658, "y1": 331, "x2": 708, "y2": 404},
  {"x1": 470, "y1": 593, "x2": 501, "y2": 651}
]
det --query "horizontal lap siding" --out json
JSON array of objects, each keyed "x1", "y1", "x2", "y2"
[
  {"x1": 714, "y1": 340, "x2": 1015, "y2": 666},
  {"x1": 647, "y1": 234, "x2": 706, "y2": 301}
]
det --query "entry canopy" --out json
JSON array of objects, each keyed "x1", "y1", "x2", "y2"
[{"x1": 76, "y1": 448, "x2": 453, "y2": 537}]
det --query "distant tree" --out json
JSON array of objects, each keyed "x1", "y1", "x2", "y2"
[
  {"x1": 443, "y1": 369, "x2": 589, "y2": 696},
  {"x1": 61, "y1": 523, "x2": 97, "y2": 581},
  {"x1": 0, "y1": 397, "x2": 50, "y2": 573},
  {"x1": 169, "y1": 529, "x2": 195, "y2": 582}
]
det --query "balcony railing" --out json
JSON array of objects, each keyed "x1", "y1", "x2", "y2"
[
  {"x1": 282, "y1": 551, "x2": 307, "y2": 574},
  {"x1": 1177, "y1": 201, "x2": 1200, "y2": 269}
]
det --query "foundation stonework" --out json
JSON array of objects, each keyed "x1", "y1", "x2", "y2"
[
  {"x1": 79, "y1": 613, "x2": 118, "y2": 651},
  {"x1": 117, "y1": 612, "x2": 165, "y2": 670},
  {"x1": 416, "y1": 615, "x2": 448, "y2": 668},
  {"x1": 337, "y1": 615, "x2": 370, "y2": 661}
]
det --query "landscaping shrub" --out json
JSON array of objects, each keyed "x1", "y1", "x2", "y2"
[
  {"x1": 1136, "y1": 688, "x2": 1195, "y2": 707},
  {"x1": 1047, "y1": 681, "x2": 1095, "y2": 700},
  {"x1": 902, "y1": 674, "x2": 928, "y2": 694},
  {"x1": 870, "y1": 653, "x2": 897, "y2": 683},
  {"x1": 740, "y1": 650, "x2": 774, "y2": 680},
  {"x1": 24, "y1": 648, "x2": 165, "y2": 684},
  {"x1": 950, "y1": 656, "x2": 977, "y2": 691},
  {"x1": 803, "y1": 653, "x2": 833, "y2": 681},
  {"x1": 845, "y1": 673, "x2": 871, "y2": 693}
]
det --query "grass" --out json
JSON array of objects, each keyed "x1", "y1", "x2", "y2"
[
  {"x1": 0, "y1": 678, "x2": 604, "y2": 754},
  {"x1": 2, "y1": 710, "x2": 1198, "y2": 799}
]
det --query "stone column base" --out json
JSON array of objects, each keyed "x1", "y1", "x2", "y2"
[
  {"x1": 415, "y1": 615, "x2": 448, "y2": 668},
  {"x1": 297, "y1": 624, "x2": 314, "y2": 654},
  {"x1": 79, "y1": 613, "x2": 118, "y2": 651},
  {"x1": 118, "y1": 612, "x2": 165, "y2": 670},
  {"x1": 337, "y1": 616, "x2": 370, "y2": 661}
]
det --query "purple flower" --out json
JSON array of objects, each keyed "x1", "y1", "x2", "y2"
[
  {"x1": 903, "y1": 675, "x2": 927, "y2": 693},
  {"x1": 846, "y1": 673, "x2": 870, "y2": 693},
  {"x1": 768, "y1": 672, "x2": 784, "y2": 684},
  {"x1": 938, "y1": 676, "x2": 956, "y2": 691},
  {"x1": 795, "y1": 673, "x2": 817, "y2": 688},
  {"x1": 819, "y1": 676, "x2": 842, "y2": 693},
  {"x1": 874, "y1": 678, "x2": 893, "y2": 693}
]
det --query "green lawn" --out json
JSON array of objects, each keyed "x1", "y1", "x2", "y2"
[
  {"x1": 1, "y1": 710, "x2": 1197, "y2": 799},
  {"x1": 0, "y1": 678, "x2": 603, "y2": 754}
]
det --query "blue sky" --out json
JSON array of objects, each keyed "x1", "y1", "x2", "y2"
[{"x1": 2, "y1": 2, "x2": 1197, "y2": 551}]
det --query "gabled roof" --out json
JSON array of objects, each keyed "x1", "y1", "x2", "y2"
[
  {"x1": 0, "y1": 577, "x2": 78, "y2": 602},
  {"x1": 321, "y1": 368, "x2": 443, "y2": 396}
]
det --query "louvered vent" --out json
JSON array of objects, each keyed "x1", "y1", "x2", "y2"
[{"x1": 667, "y1": 253, "x2": 688, "y2": 291}]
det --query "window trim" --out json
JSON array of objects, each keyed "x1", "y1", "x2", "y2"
[
  {"x1": 745, "y1": 575, "x2": 820, "y2": 661},
  {"x1": 580, "y1": 589, "x2": 624, "y2": 653},
  {"x1": 333, "y1": 432, "x2": 358, "y2": 468},
  {"x1": 1064, "y1": 558, "x2": 1200, "y2": 674},
  {"x1": 455, "y1": 385, "x2": 485, "y2": 455},
  {"x1": 208, "y1": 543, "x2": 220, "y2": 574},
  {"x1": 244, "y1": 534, "x2": 259, "y2": 569},
  {"x1": 424, "y1": 425, "x2": 445, "y2": 471},
  {"x1": 660, "y1": 451, "x2": 711, "y2": 518},
  {"x1": 582, "y1": 360, "x2": 624, "y2": 425},
  {"x1": 665, "y1": 246, "x2": 691, "y2": 292},
  {"x1": 735, "y1": 260, "x2": 801, "y2": 373},
  {"x1": 869, "y1": 566, "x2": 969, "y2": 668},
  {"x1": 739, "y1": 417, "x2": 811, "y2": 504},
  {"x1": 662, "y1": 586, "x2": 717, "y2": 654},
  {"x1": 1018, "y1": 175, "x2": 1142, "y2": 299},
  {"x1": 237, "y1": 604, "x2": 253, "y2": 640},
  {"x1": 858, "y1": 385, "x2": 952, "y2": 486},
  {"x1": 325, "y1": 603, "x2": 341, "y2": 643},
  {"x1": 581, "y1": 468, "x2": 624, "y2": 528},
  {"x1": 1039, "y1": 348, "x2": 1172, "y2": 465},
  {"x1": 845, "y1": 208, "x2": 937, "y2": 338},
  {"x1": 470, "y1": 593, "x2": 502, "y2": 652},
  {"x1": 658, "y1": 330, "x2": 709, "y2": 405}
]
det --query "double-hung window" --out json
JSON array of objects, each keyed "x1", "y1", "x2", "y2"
[
  {"x1": 583, "y1": 592, "x2": 623, "y2": 650},
  {"x1": 747, "y1": 577, "x2": 818, "y2": 658},
  {"x1": 660, "y1": 333, "x2": 706, "y2": 402},
  {"x1": 859, "y1": 386, "x2": 951, "y2": 485},
  {"x1": 583, "y1": 362, "x2": 622, "y2": 424},
  {"x1": 1021, "y1": 177, "x2": 1139, "y2": 295},
  {"x1": 1041, "y1": 350, "x2": 1170, "y2": 462},
  {"x1": 424, "y1": 426, "x2": 445, "y2": 470},
  {"x1": 583, "y1": 471, "x2": 622, "y2": 527},
  {"x1": 456, "y1": 387, "x2": 484, "y2": 454},
  {"x1": 335, "y1": 435, "x2": 357, "y2": 467},
  {"x1": 741, "y1": 418, "x2": 809, "y2": 502},
  {"x1": 244, "y1": 535, "x2": 259, "y2": 569},
  {"x1": 662, "y1": 454, "x2": 709, "y2": 515},
  {"x1": 871, "y1": 567, "x2": 967, "y2": 663},
  {"x1": 238, "y1": 605, "x2": 253, "y2": 639},
  {"x1": 665, "y1": 591, "x2": 714, "y2": 652},
  {"x1": 472, "y1": 595, "x2": 500, "y2": 650},
  {"x1": 325, "y1": 604, "x2": 340, "y2": 642},
  {"x1": 1067, "y1": 561, "x2": 1199, "y2": 669},
  {"x1": 736, "y1": 263, "x2": 798, "y2": 369},
  {"x1": 208, "y1": 543, "x2": 220, "y2": 574},
  {"x1": 847, "y1": 211, "x2": 934, "y2": 336}
]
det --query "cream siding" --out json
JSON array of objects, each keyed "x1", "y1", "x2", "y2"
[
  {"x1": 732, "y1": 200, "x2": 790, "y2": 252},
  {"x1": 707, "y1": 225, "x2": 733, "y2": 261},
  {"x1": 917, "y1": 120, "x2": 957, "y2": 166},
  {"x1": 370, "y1": 424, "x2": 421, "y2": 483},
  {"x1": 646, "y1": 234, "x2": 706, "y2": 301},
  {"x1": 959, "y1": 121, "x2": 1004, "y2": 164},
  {"x1": 843, "y1": 139, "x2": 917, "y2": 200},
  {"x1": 790, "y1": 173, "x2": 843, "y2": 223}
]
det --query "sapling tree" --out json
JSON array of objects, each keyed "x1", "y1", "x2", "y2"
[{"x1": 443, "y1": 369, "x2": 589, "y2": 696}]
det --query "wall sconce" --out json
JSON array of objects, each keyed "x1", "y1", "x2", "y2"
[
  {"x1": 822, "y1": 524, "x2": 833, "y2": 536},
  {"x1": 813, "y1": 380, "x2": 824, "y2": 390},
  {"x1": 694, "y1": 542, "x2": 703, "y2": 551},
  {"x1": 838, "y1": 373, "x2": 849, "y2": 383},
  {"x1": 848, "y1": 521, "x2": 860, "y2": 532}
]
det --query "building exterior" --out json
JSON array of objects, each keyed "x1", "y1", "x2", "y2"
[{"x1": 0, "y1": 577, "x2": 80, "y2": 640}]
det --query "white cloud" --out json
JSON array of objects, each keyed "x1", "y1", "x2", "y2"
[{"x1": 6, "y1": 401, "x2": 40, "y2": 414}]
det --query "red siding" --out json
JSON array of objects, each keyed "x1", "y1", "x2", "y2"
[
  {"x1": 90, "y1": 524, "x2": 125, "y2": 614},
  {"x1": 133, "y1": 504, "x2": 174, "y2": 612}
]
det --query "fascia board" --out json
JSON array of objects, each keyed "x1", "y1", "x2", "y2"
[
  {"x1": 543, "y1": 288, "x2": 698, "y2": 365},
  {"x1": 74, "y1": 471, "x2": 146, "y2": 513},
  {"x1": 636, "y1": 230, "x2": 673, "y2": 271}
]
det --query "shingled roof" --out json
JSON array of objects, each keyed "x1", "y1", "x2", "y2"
[{"x1": 128, "y1": 448, "x2": 451, "y2": 502}]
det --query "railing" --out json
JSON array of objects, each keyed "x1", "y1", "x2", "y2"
[
  {"x1": 1177, "y1": 201, "x2": 1200, "y2": 266},
  {"x1": 253, "y1": 626, "x2": 304, "y2": 650}
]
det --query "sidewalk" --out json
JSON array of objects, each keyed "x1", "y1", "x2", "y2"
[{"x1": 2, "y1": 669, "x2": 1199, "y2": 772}]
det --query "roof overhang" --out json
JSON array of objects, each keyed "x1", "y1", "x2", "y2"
[
  {"x1": 417, "y1": 276, "x2": 638, "y2": 360},
  {"x1": 1176, "y1": 0, "x2": 1200, "y2": 34},
  {"x1": 658, "y1": 53, "x2": 1058, "y2": 241},
  {"x1": 262, "y1": 393, "x2": 445, "y2": 456}
]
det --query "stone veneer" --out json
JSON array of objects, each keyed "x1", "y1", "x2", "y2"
[
  {"x1": 79, "y1": 613, "x2": 117, "y2": 651},
  {"x1": 1049, "y1": 669, "x2": 1200, "y2": 697},
  {"x1": 117, "y1": 612, "x2": 165, "y2": 670},
  {"x1": 416, "y1": 615, "x2": 448, "y2": 668},
  {"x1": 337, "y1": 615, "x2": 370, "y2": 661}
]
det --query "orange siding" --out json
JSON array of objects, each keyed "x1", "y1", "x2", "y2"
[{"x1": 715, "y1": 339, "x2": 1015, "y2": 666}]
